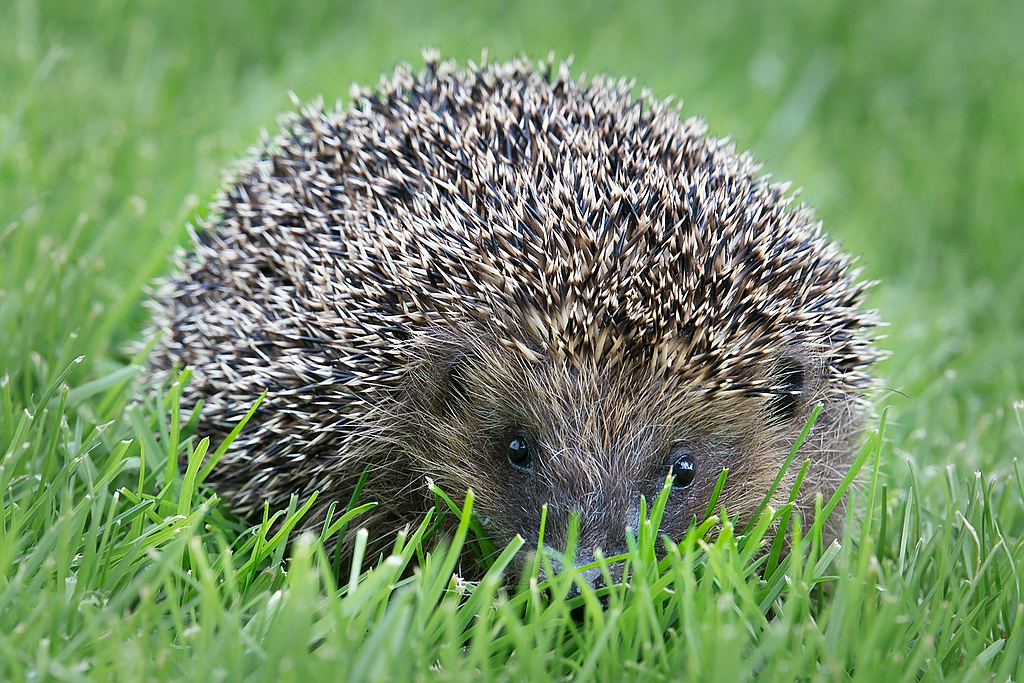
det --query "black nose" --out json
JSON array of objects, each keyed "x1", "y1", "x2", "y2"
[{"x1": 565, "y1": 556, "x2": 619, "y2": 613}]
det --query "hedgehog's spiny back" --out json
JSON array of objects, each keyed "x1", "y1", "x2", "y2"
[{"x1": 223, "y1": 57, "x2": 875, "y2": 395}]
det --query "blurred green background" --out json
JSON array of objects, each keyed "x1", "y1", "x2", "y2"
[{"x1": 2, "y1": 0, "x2": 1022, "y2": 487}]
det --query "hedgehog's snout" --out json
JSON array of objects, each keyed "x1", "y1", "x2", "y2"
[
  {"x1": 539, "y1": 452, "x2": 649, "y2": 560},
  {"x1": 543, "y1": 542, "x2": 628, "y2": 593}
]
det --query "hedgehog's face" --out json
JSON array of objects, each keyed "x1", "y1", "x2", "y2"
[{"x1": 408, "y1": 332, "x2": 839, "y2": 581}]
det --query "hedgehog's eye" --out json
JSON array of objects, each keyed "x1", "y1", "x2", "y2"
[
  {"x1": 506, "y1": 430, "x2": 534, "y2": 471},
  {"x1": 667, "y1": 450, "x2": 696, "y2": 490},
  {"x1": 767, "y1": 358, "x2": 805, "y2": 421}
]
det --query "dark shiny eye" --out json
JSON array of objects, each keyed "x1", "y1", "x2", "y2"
[
  {"x1": 668, "y1": 452, "x2": 696, "y2": 489},
  {"x1": 506, "y1": 431, "x2": 534, "y2": 471}
]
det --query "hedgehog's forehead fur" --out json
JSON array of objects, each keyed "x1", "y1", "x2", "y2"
[{"x1": 232, "y1": 55, "x2": 874, "y2": 403}]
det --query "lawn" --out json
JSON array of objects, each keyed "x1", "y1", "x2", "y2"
[{"x1": 2, "y1": 0, "x2": 1023, "y2": 680}]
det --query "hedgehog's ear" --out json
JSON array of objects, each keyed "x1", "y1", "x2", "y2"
[
  {"x1": 405, "y1": 339, "x2": 475, "y2": 417},
  {"x1": 410, "y1": 352, "x2": 473, "y2": 418},
  {"x1": 445, "y1": 355, "x2": 472, "y2": 406},
  {"x1": 765, "y1": 357, "x2": 805, "y2": 423}
]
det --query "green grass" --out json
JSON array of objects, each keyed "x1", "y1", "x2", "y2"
[{"x1": 2, "y1": 0, "x2": 1023, "y2": 680}]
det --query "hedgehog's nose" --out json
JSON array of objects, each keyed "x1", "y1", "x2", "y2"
[
  {"x1": 558, "y1": 546, "x2": 627, "y2": 602},
  {"x1": 574, "y1": 549, "x2": 626, "y2": 584},
  {"x1": 571, "y1": 518, "x2": 635, "y2": 587}
]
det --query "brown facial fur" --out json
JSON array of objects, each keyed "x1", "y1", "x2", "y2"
[{"x1": 147, "y1": 55, "x2": 878, "y2": 577}]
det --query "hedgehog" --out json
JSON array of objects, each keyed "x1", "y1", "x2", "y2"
[{"x1": 148, "y1": 55, "x2": 878, "y2": 579}]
